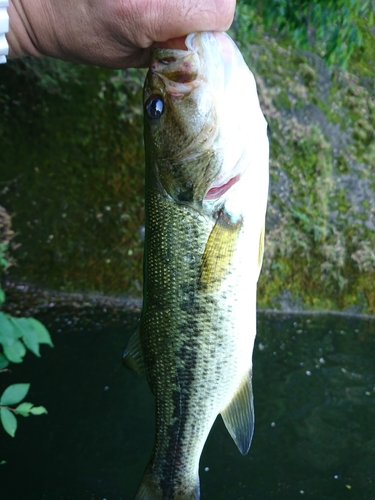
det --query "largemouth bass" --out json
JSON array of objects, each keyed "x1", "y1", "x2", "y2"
[{"x1": 124, "y1": 31, "x2": 269, "y2": 500}]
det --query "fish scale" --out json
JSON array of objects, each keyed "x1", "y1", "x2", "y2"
[
  {"x1": 123, "y1": 31, "x2": 269, "y2": 499},
  {"x1": 143, "y1": 192, "x2": 248, "y2": 498}
]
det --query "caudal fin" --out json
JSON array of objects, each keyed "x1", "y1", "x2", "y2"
[{"x1": 134, "y1": 469, "x2": 200, "y2": 500}]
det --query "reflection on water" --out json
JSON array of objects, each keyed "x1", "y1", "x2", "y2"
[{"x1": 0, "y1": 307, "x2": 374, "y2": 499}]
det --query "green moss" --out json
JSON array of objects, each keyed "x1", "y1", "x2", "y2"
[
  {"x1": 274, "y1": 90, "x2": 292, "y2": 110},
  {"x1": 241, "y1": 24, "x2": 375, "y2": 313},
  {"x1": 336, "y1": 154, "x2": 350, "y2": 174},
  {"x1": 298, "y1": 62, "x2": 317, "y2": 87},
  {"x1": 0, "y1": 61, "x2": 146, "y2": 295}
]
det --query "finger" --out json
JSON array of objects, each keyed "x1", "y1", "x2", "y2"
[
  {"x1": 138, "y1": 0, "x2": 236, "y2": 46},
  {"x1": 153, "y1": 36, "x2": 188, "y2": 50}
]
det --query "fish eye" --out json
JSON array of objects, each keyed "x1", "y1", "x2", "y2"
[{"x1": 145, "y1": 95, "x2": 164, "y2": 120}]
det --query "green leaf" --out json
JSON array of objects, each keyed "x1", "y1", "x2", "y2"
[
  {"x1": 0, "y1": 383, "x2": 30, "y2": 405},
  {"x1": 0, "y1": 287, "x2": 5, "y2": 306},
  {"x1": 10, "y1": 318, "x2": 40, "y2": 357},
  {"x1": 15, "y1": 402, "x2": 34, "y2": 417},
  {"x1": 0, "y1": 408, "x2": 17, "y2": 437},
  {"x1": 30, "y1": 406, "x2": 48, "y2": 416},
  {"x1": 0, "y1": 257, "x2": 8, "y2": 267},
  {"x1": 0, "y1": 460, "x2": 7, "y2": 465},
  {"x1": 27, "y1": 318, "x2": 54, "y2": 347},
  {"x1": 369, "y1": 10, "x2": 374, "y2": 26},
  {"x1": 0, "y1": 353, "x2": 9, "y2": 369},
  {"x1": 3, "y1": 339, "x2": 26, "y2": 363},
  {"x1": 0, "y1": 312, "x2": 16, "y2": 341}
]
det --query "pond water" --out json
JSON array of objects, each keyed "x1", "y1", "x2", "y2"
[{"x1": 0, "y1": 306, "x2": 374, "y2": 500}]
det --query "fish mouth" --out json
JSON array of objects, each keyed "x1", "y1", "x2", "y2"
[
  {"x1": 148, "y1": 36, "x2": 201, "y2": 96},
  {"x1": 148, "y1": 32, "x2": 224, "y2": 95},
  {"x1": 204, "y1": 174, "x2": 241, "y2": 200},
  {"x1": 204, "y1": 145, "x2": 248, "y2": 201}
]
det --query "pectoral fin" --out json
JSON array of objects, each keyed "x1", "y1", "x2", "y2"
[
  {"x1": 220, "y1": 372, "x2": 254, "y2": 455},
  {"x1": 199, "y1": 210, "x2": 243, "y2": 292},
  {"x1": 122, "y1": 323, "x2": 147, "y2": 380}
]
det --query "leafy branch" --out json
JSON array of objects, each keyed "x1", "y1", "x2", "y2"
[
  {"x1": 0, "y1": 311, "x2": 53, "y2": 440},
  {"x1": 0, "y1": 206, "x2": 52, "y2": 454},
  {"x1": 0, "y1": 383, "x2": 48, "y2": 438}
]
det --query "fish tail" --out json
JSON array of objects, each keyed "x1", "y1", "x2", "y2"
[
  {"x1": 134, "y1": 468, "x2": 200, "y2": 500},
  {"x1": 134, "y1": 474, "x2": 162, "y2": 500}
]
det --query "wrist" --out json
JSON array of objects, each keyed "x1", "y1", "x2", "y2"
[
  {"x1": 6, "y1": 0, "x2": 43, "y2": 59},
  {"x1": 5, "y1": 0, "x2": 96, "y2": 64}
]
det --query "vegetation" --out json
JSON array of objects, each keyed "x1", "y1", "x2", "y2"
[
  {"x1": 232, "y1": 8, "x2": 375, "y2": 311},
  {"x1": 0, "y1": 207, "x2": 52, "y2": 442},
  {"x1": 0, "y1": 60, "x2": 145, "y2": 293},
  {"x1": 0, "y1": 383, "x2": 48, "y2": 438},
  {"x1": 239, "y1": 0, "x2": 374, "y2": 67},
  {"x1": 1, "y1": 4, "x2": 375, "y2": 312}
]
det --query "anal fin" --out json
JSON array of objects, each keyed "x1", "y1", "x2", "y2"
[
  {"x1": 220, "y1": 372, "x2": 254, "y2": 455},
  {"x1": 122, "y1": 322, "x2": 147, "y2": 380}
]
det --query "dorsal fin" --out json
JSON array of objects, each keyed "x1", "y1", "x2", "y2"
[
  {"x1": 122, "y1": 323, "x2": 147, "y2": 380},
  {"x1": 220, "y1": 372, "x2": 254, "y2": 455},
  {"x1": 199, "y1": 209, "x2": 243, "y2": 293}
]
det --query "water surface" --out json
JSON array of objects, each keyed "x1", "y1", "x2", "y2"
[{"x1": 1, "y1": 307, "x2": 374, "y2": 499}]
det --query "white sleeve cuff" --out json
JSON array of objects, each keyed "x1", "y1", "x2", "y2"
[{"x1": 0, "y1": 1, "x2": 9, "y2": 64}]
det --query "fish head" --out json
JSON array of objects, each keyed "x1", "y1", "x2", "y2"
[{"x1": 144, "y1": 32, "x2": 269, "y2": 213}]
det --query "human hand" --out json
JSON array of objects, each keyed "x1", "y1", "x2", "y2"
[{"x1": 7, "y1": 0, "x2": 235, "y2": 68}]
